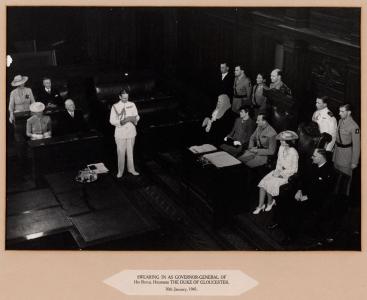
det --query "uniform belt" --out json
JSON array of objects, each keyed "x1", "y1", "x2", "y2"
[
  {"x1": 336, "y1": 142, "x2": 352, "y2": 148},
  {"x1": 233, "y1": 95, "x2": 247, "y2": 98}
]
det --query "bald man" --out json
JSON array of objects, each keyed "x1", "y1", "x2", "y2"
[
  {"x1": 269, "y1": 69, "x2": 291, "y2": 96},
  {"x1": 60, "y1": 99, "x2": 87, "y2": 135}
]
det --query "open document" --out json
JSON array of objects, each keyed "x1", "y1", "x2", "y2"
[
  {"x1": 87, "y1": 162, "x2": 109, "y2": 174},
  {"x1": 202, "y1": 151, "x2": 242, "y2": 168},
  {"x1": 189, "y1": 144, "x2": 217, "y2": 154}
]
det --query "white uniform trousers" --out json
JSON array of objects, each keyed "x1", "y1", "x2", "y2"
[{"x1": 115, "y1": 137, "x2": 136, "y2": 174}]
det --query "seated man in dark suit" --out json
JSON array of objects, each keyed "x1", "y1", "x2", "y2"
[
  {"x1": 60, "y1": 99, "x2": 87, "y2": 135},
  {"x1": 273, "y1": 148, "x2": 335, "y2": 245},
  {"x1": 220, "y1": 105, "x2": 256, "y2": 157},
  {"x1": 37, "y1": 77, "x2": 61, "y2": 108}
]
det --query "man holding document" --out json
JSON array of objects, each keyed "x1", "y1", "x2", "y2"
[{"x1": 110, "y1": 88, "x2": 140, "y2": 178}]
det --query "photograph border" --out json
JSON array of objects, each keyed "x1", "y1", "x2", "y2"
[{"x1": 1, "y1": 1, "x2": 366, "y2": 299}]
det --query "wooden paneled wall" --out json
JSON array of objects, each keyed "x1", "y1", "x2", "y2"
[
  {"x1": 176, "y1": 8, "x2": 361, "y2": 122},
  {"x1": 7, "y1": 7, "x2": 361, "y2": 121}
]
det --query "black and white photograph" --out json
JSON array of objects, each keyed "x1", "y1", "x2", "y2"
[{"x1": 6, "y1": 6, "x2": 361, "y2": 251}]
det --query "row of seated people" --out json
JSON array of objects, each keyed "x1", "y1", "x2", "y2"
[
  {"x1": 215, "y1": 62, "x2": 359, "y2": 189},
  {"x1": 203, "y1": 65, "x2": 296, "y2": 147},
  {"x1": 200, "y1": 91, "x2": 360, "y2": 244},
  {"x1": 203, "y1": 70, "x2": 359, "y2": 180},
  {"x1": 25, "y1": 99, "x2": 87, "y2": 140}
]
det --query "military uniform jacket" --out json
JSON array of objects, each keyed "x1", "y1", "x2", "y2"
[
  {"x1": 248, "y1": 123, "x2": 277, "y2": 156},
  {"x1": 269, "y1": 81, "x2": 291, "y2": 96},
  {"x1": 109, "y1": 100, "x2": 140, "y2": 139},
  {"x1": 233, "y1": 75, "x2": 251, "y2": 100},
  {"x1": 312, "y1": 107, "x2": 337, "y2": 151},
  {"x1": 332, "y1": 116, "x2": 360, "y2": 175}
]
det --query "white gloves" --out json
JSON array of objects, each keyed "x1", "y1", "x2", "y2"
[{"x1": 32, "y1": 134, "x2": 44, "y2": 140}]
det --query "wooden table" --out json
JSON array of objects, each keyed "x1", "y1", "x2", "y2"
[
  {"x1": 28, "y1": 130, "x2": 103, "y2": 185},
  {"x1": 182, "y1": 148, "x2": 249, "y2": 226}
]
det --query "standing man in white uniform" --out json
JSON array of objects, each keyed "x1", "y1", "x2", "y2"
[
  {"x1": 110, "y1": 89, "x2": 140, "y2": 178},
  {"x1": 312, "y1": 96, "x2": 337, "y2": 155}
]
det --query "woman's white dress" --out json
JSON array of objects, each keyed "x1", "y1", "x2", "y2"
[{"x1": 258, "y1": 145, "x2": 299, "y2": 196}]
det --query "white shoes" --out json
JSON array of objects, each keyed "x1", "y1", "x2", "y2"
[
  {"x1": 117, "y1": 170, "x2": 140, "y2": 178},
  {"x1": 265, "y1": 200, "x2": 276, "y2": 212},
  {"x1": 253, "y1": 200, "x2": 276, "y2": 214},
  {"x1": 128, "y1": 171, "x2": 140, "y2": 176},
  {"x1": 253, "y1": 204, "x2": 266, "y2": 214}
]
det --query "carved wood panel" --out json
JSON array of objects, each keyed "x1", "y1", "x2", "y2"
[{"x1": 310, "y1": 51, "x2": 350, "y2": 114}]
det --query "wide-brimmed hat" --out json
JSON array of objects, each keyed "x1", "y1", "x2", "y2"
[
  {"x1": 276, "y1": 130, "x2": 299, "y2": 141},
  {"x1": 30, "y1": 102, "x2": 45, "y2": 113},
  {"x1": 11, "y1": 75, "x2": 28, "y2": 87}
]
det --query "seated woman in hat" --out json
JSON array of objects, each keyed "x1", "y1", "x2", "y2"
[
  {"x1": 26, "y1": 102, "x2": 52, "y2": 140},
  {"x1": 253, "y1": 130, "x2": 299, "y2": 214},
  {"x1": 8, "y1": 75, "x2": 35, "y2": 124}
]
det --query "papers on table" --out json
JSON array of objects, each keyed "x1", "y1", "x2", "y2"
[
  {"x1": 202, "y1": 151, "x2": 241, "y2": 168},
  {"x1": 87, "y1": 163, "x2": 109, "y2": 174},
  {"x1": 189, "y1": 144, "x2": 217, "y2": 154}
]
